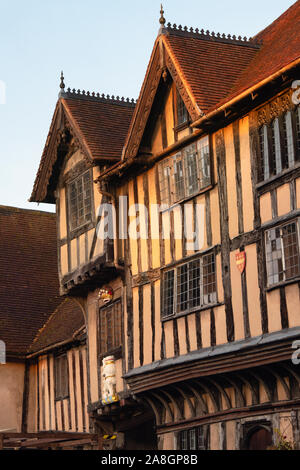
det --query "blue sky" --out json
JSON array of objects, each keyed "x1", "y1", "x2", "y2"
[{"x1": 0, "y1": 0, "x2": 296, "y2": 212}]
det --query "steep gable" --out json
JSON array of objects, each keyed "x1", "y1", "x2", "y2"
[
  {"x1": 122, "y1": 25, "x2": 260, "y2": 161},
  {"x1": 30, "y1": 92, "x2": 135, "y2": 203}
]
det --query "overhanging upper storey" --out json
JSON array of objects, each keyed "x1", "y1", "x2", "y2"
[{"x1": 30, "y1": 85, "x2": 136, "y2": 204}]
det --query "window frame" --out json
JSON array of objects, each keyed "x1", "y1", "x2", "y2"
[
  {"x1": 258, "y1": 104, "x2": 300, "y2": 183},
  {"x1": 161, "y1": 252, "x2": 218, "y2": 320},
  {"x1": 174, "y1": 88, "x2": 189, "y2": 129},
  {"x1": 67, "y1": 169, "x2": 94, "y2": 234},
  {"x1": 178, "y1": 426, "x2": 207, "y2": 451},
  {"x1": 54, "y1": 354, "x2": 69, "y2": 401},
  {"x1": 98, "y1": 300, "x2": 123, "y2": 358},
  {"x1": 158, "y1": 135, "x2": 212, "y2": 209},
  {"x1": 265, "y1": 218, "x2": 300, "y2": 288}
]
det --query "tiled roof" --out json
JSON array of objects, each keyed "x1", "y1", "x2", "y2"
[
  {"x1": 30, "y1": 93, "x2": 135, "y2": 203},
  {"x1": 163, "y1": 1, "x2": 300, "y2": 115},
  {"x1": 62, "y1": 93, "x2": 136, "y2": 160},
  {"x1": 0, "y1": 206, "x2": 61, "y2": 357},
  {"x1": 29, "y1": 298, "x2": 85, "y2": 354},
  {"x1": 164, "y1": 30, "x2": 258, "y2": 115},
  {"x1": 225, "y1": 0, "x2": 300, "y2": 108}
]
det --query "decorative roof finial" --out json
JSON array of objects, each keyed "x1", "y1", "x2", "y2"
[
  {"x1": 159, "y1": 4, "x2": 166, "y2": 28},
  {"x1": 59, "y1": 71, "x2": 65, "y2": 96}
]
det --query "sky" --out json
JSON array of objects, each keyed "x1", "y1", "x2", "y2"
[{"x1": 0, "y1": 0, "x2": 296, "y2": 213}]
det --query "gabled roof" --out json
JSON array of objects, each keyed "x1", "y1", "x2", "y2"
[
  {"x1": 122, "y1": 2, "x2": 300, "y2": 160},
  {"x1": 163, "y1": 29, "x2": 259, "y2": 116},
  {"x1": 29, "y1": 298, "x2": 85, "y2": 355},
  {"x1": 0, "y1": 206, "x2": 61, "y2": 357},
  {"x1": 122, "y1": 26, "x2": 260, "y2": 159},
  {"x1": 224, "y1": 0, "x2": 300, "y2": 108},
  {"x1": 30, "y1": 92, "x2": 135, "y2": 203},
  {"x1": 62, "y1": 93, "x2": 136, "y2": 160}
]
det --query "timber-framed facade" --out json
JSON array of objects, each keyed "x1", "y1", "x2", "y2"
[{"x1": 1, "y1": 2, "x2": 300, "y2": 451}]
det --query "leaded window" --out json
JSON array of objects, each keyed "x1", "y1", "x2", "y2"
[
  {"x1": 283, "y1": 111, "x2": 295, "y2": 167},
  {"x1": 99, "y1": 301, "x2": 122, "y2": 355},
  {"x1": 162, "y1": 253, "x2": 217, "y2": 318},
  {"x1": 176, "y1": 91, "x2": 189, "y2": 126},
  {"x1": 259, "y1": 124, "x2": 270, "y2": 181},
  {"x1": 173, "y1": 153, "x2": 185, "y2": 201},
  {"x1": 197, "y1": 136, "x2": 211, "y2": 188},
  {"x1": 55, "y1": 355, "x2": 69, "y2": 400},
  {"x1": 271, "y1": 118, "x2": 282, "y2": 175},
  {"x1": 265, "y1": 220, "x2": 300, "y2": 286},
  {"x1": 258, "y1": 105, "x2": 300, "y2": 182},
  {"x1": 158, "y1": 159, "x2": 173, "y2": 206},
  {"x1": 184, "y1": 143, "x2": 199, "y2": 196},
  {"x1": 179, "y1": 427, "x2": 206, "y2": 450},
  {"x1": 296, "y1": 106, "x2": 300, "y2": 157},
  {"x1": 68, "y1": 170, "x2": 92, "y2": 231},
  {"x1": 158, "y1": 136, "x2": 211, "y2": 207}
]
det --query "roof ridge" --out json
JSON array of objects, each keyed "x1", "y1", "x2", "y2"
[
  {"x1": 162, "y1": 23, "x2": 262, "y2": 49},
  {"x1": 60, "y1": 88, "x2": 137, "y2": 107},
  {"x1": 0, "y1": 205, "x2": 55, "y2": 216}
]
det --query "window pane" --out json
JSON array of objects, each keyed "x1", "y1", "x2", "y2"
[
  {"x1": 197, "y1": 427, "x2": 206, "y2": 450},
  {"x1": 106, "y1": 306, "x2": 113, "y2": 351},
  {"x1": 61, "y1": 356, "x2": 69, "y2": 398},
  {"x1": 296, "y1": 106, "x2": 300, "y2": 156},
  {"x1": 173, "y1": 153, "x2": 185, "y2": 201},
  {"x1": 68, "y1": 171, "x2": 92, "y2": 231},
  {"x1": 158, "y1": 160, "x2": 172, "y2": 206},
  {"x1": 100, "y1": 302, "x2": 122, "y2": 354},
  {"x1": 162, "y1": 270, "x2": 175, "y2": 318},
  {"x1": 197, "y1": 136, "x2": 211, "y2": 188},
  {"x1": 177, "y1": 92, "x2": 189, "y2": 125},
  {"x1": 284, "y1": 111, "x2": 295, "y2": 167},
  {"x1": 180, "y1": 430, "x2": 188, "y2": 450},
  {"x1": 259, "y1": 125, "x2": 270, "y2": 180},
  {"x1": 266, "y1": 227, "x2": 284, "y2": 285},
  {"x1": 55, "y1": 356, "x2": 68, "y2": 399},
  {"x1": 189, "y1": 259, "x2": 201, "y2": 309},
  {"x1": 202, "y1": 253, "x2": 217, "y2": 305},
  {"x1": 177, "y1": 264, "x2": 188, "y2": 312},
  {"x1": 184, "y1": 144, "x2": 199, "y2": 196},
  {"x1": 271, "y1": 118, "x2": 282, "y2": 174},
  {"x1": 189, "y1": 429, "x2": 196, "y2": 450},
  {"x1": 55, "y1": 358, "x2": 61, "y2": 399},
  {"x1": 282, "y1": 222, "x2": 300, "y2": 280}
]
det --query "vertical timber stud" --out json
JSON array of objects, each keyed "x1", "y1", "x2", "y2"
[
  {"x1": 125, "y1": 185, "x2": 134, "y2": 370},
  {"x1": 241, "y1": 265, "x2": 251, "y2": 339},
  {"x1": 133, "y1": 178, "x2": 142, "y2": 274},
  {"x1": 21, "y1": 361, "x2": 30, "y2": 434},
  {"x1": 185, "y1": 316, "x2": 191, "y2": 353},
  {"x1": 233, "y1": 120, "x2": 244, "y2": 235},
  {"x1": 215, "y1": 130, "x2": 234, "y2": 342},
  {"x1": 249, "y1": 117, "x2": 268, "y2": 333},
  {"x1": 143, "y1": 173, "x2": 153, "y2": 270},
  {"x1": 280, "y1": 287, "x2": 289, "y2": 330},
  {"x1": 195, "y1": 311, "x2": 202, "y2": 350},
  {"x1": 151, "y1": 282, "x2": 156, "y2": 363},
  {"x1": 139, "y1": 285, "x2": 144, "y2": 366},
  {"x1": 173, "y1": 319, "x2": 179, "y2": 356}
]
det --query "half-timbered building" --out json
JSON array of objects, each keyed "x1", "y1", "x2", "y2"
[{"x1": 2, "y1": 1, "x2": 300, "y2": 451}]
